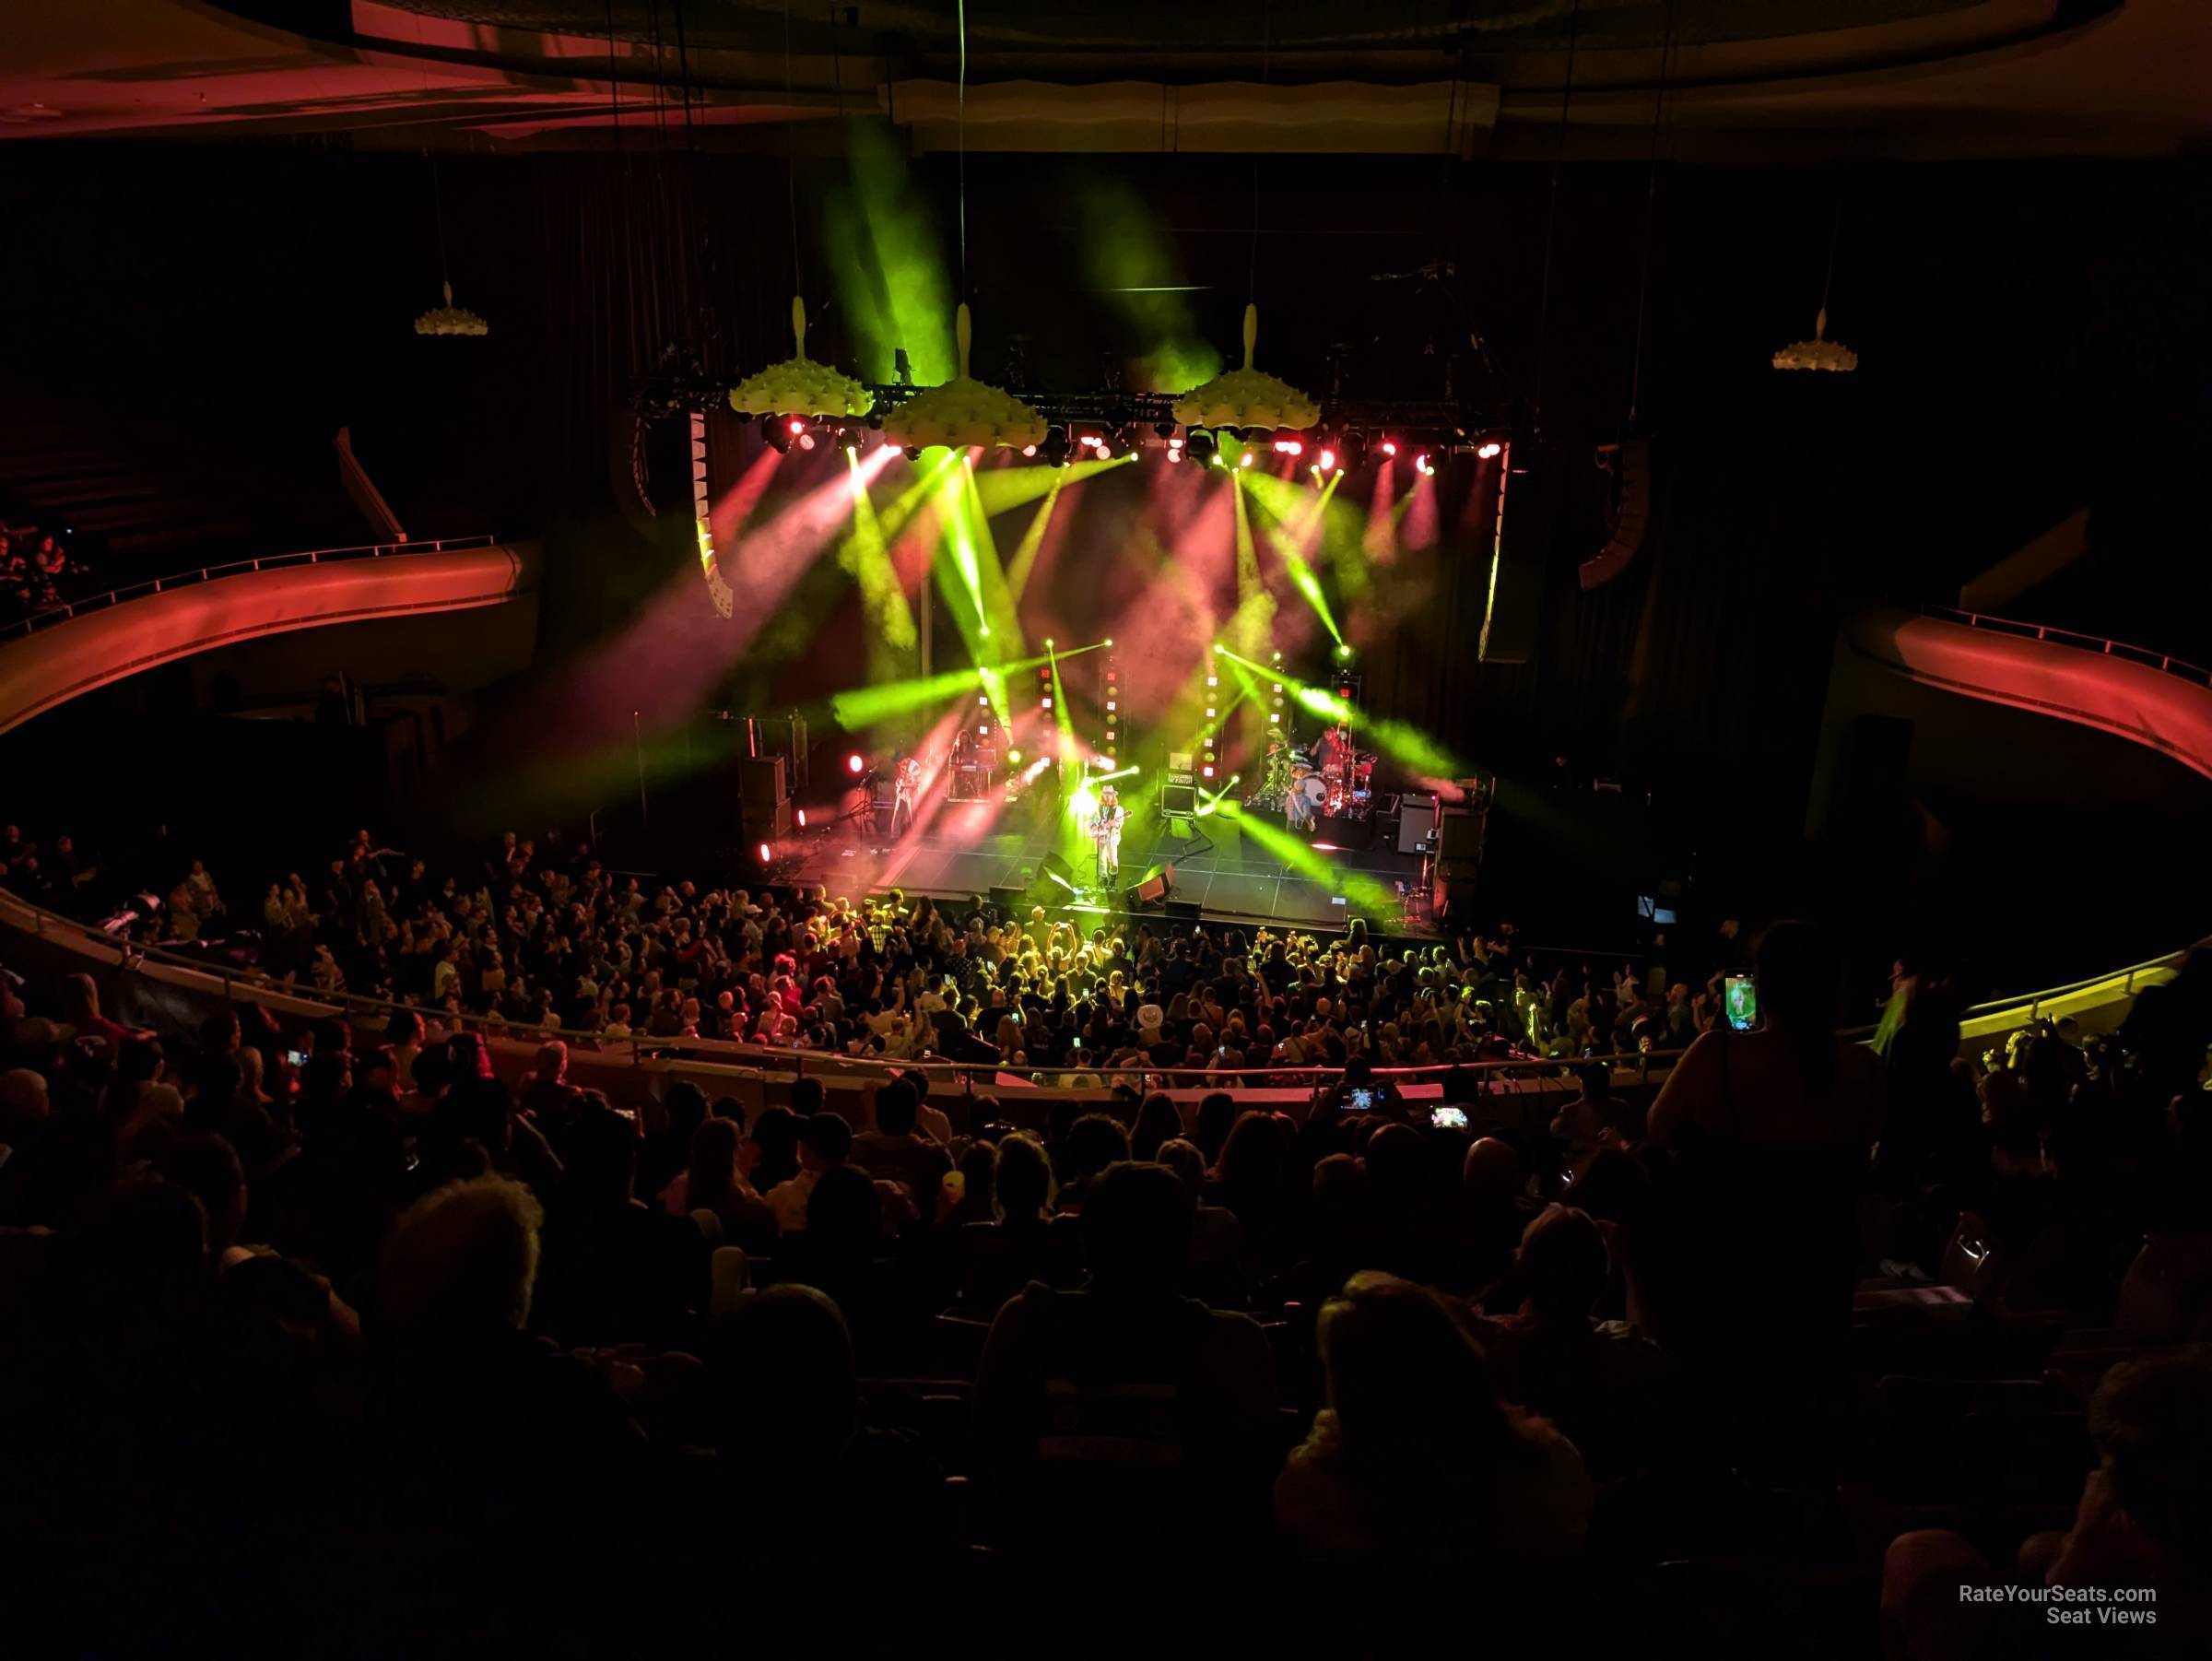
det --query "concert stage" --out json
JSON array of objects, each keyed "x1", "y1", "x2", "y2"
[{"x1": 778, "y1": 804, "x2": 1433, "y2": 935}]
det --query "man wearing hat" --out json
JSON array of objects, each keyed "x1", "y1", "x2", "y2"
[{"x1": 1091, "y1": 783, "x2": 1125, "y2": 887}]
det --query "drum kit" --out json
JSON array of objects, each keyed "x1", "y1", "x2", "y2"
[{"x1": 1249, "y1": 729, "x2": 1377, "y2": 827}]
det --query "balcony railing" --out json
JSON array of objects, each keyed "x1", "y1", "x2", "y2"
[
  {"x1": 1920, "y1": 604, "x2": 2211, "y2": 688},
  {"x1": 1, "y1": 536, "x2": 500, "y2": 642}
]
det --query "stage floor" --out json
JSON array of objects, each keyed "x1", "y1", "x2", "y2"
[{"x1": 779, "y1": 805, "x2": 1432, "y2": 935}]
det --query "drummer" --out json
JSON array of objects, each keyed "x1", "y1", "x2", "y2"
[{"x1": 1315, "y1": 723, "x2": 1356, "y2": 776}]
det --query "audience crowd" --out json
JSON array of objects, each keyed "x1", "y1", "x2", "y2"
[
  {"x1": 0, "y1": 523, "x2": 89, "y2": 619},
  {"x1": 1, "y1": 873, "x2": 2209, "y2": 1655},
  {"x1": 10, "y1": 823, "x2": 1748, "y2": 1085}
]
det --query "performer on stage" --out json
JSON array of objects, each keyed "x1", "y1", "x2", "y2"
[
  {"x1": 1090, "y1": 783, "x2": 1125, "y2": 885},
  {"x1": 890, "y1": 754, "x2": 923, "y2": 837},
  {"x1": 1315, "y1": 723, "x2": 1355, "y2": 775},
  {"x1": 1286, "y1": 756, "x2": 1324, "y2": 831}
]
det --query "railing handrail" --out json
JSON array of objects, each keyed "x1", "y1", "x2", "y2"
[
  {"x1": 0, "y1": 535, "x2": 500, "y2": 642},
  {"x1": 0, "y1": 888, "x2": 1675, "y2": 1084},
  {"x1": 0, "y1": 886, "x2": 2194, "y2": 1090},
  {"x1": 1919, "y1": 604, "x2": 2212, "y2": 687},
  {"x1": 1958, "y1": 940, "x2": 2204, "y2": 1019}
]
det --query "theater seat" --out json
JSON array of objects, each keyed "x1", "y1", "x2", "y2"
[{"x1": 930, "y1": 1313, "x2": 993, "y2": 1381}]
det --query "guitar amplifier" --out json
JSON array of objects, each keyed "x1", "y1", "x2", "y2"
[{"x1": 1396, "y1": 792, "x2": 1438, "y2": 854}]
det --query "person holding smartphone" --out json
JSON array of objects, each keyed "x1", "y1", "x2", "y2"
[
  {"x1": 1318, "y1": 1054, "x2": 1403, "y2": 1119},
  {"x1": 1643, "y1": 922, "x2": 1886, "y2": 1466}
]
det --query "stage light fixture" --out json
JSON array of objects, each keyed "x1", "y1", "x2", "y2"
[
  {"x1": 1041, "y1": 425, "x2": 1071, "y2": 467},
  {"x1": 1338, "y1": 432, "x2": 1367, "y2": 473},
  {"x1": 1184, "y1": 428, "x2": 1215, "y2": 465},
  {"x1": 1021, "y1": 443, "x2": 1038, "y2": 456},
  {"x1": 1167, "y1": 445, "x2": 1183, "y2": 464},
  {"x1": 797, "y1": 433, "x2": 818, "y2": 451},
  {"x1": 1154, "y1": 420, "x2": 1178, "y2": 441},
  {"x1": 787, "y1": 418, "x2": 807, "y2": 437},
  {"x1": 1335, "y1": 643, "x2": 1356, "y2": 660},
  {"x1": 1006, "y1": 748, "x2": 1022, "y2": 765},
  {"x1": 847, "y1": 753, "x2": 866, "y2": 774},
  {"x1": 1273, "y1": 434, "x2": 1303, "y2": 457},
  {"x1": 796, "y1": 808, "x2": 808, "y2": 829},
  {"x1": 1318, "y1": 448, "x2": 1336, "y2": 472},
  {"x1": 1414, "y1": 453, "x2": 1436, "y2": 476},
  {"x1": 1477, "y1": 441, "x2": 1502, "y2": 459},
  {"x1": 765, "y1": 415, "x2": 794, "y2": 454},
  {"x1": 757, "y1": 842, "x2": 773, "y2": 865},
  {"x1": 1239, "y1": 451, "x2": 1256, "y2": 469},
  {"x1": 1381, "y1": 440, "x2": 1398, "y2": 457}
]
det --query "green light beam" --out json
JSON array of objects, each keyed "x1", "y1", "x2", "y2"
[
  {"x1": 1233, "y1": 810, "x2": 1406, "y2": 921},
  {"x1": 840, "y1": 448, "x2": 915, "y2": 680},
  {"x1": 1068, "y1": 174, "x2": 1221, "y2": 392},
  {"x1": 1006, "y1": 472, "x2": 1065, "y2": 600},
  {"x1": 971, "y1": 450, "x2": 1134, "y2": 517},
  {"x1": 1214, "y1": 645, "x2": 1469, "y2": 781},
  {"x1": 829, "y1": 647, "x2": 1065, "y2": 729},
  {"x1": 1047, "y1": 642, "x2": 1079, "y2": 792},
  {"x1": 821, "y1": 122, "x2": 955, "y2": 384},
  {"x1": 1243, "y1": 466, "x2": 1371, "y2": 611}
]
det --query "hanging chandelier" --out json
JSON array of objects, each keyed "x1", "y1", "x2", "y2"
[
  {"x1": 415, "y1": 280, "x2": 488, "y2": 337},
  {"x1": 880, "y1": 304, "x2": 1046, "y2": 454},
  {"x1": 1772, "y1": 309, "x2": 1857, "y2": 372}
]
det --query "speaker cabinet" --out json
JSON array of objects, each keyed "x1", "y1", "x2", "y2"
[
  {"x1": 1578, "y1": 436, "x2": 1652, "y2": 592},
  {"x1": 1438, "y1": 809, "x2": 1486, "y2": 862},
  {"x1": 1122, "y1": 865, "x2": 1174, "y2": 910},
  {"x1": 1397, "y1": 793, "x2": 1438, "y2": 854},
  {"x1": 738, "y1": 753, "x2": 789, "y2": 807}
]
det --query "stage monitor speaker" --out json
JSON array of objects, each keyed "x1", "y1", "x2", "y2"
[
  {"x1": 1312, "y1": 814, "x2": 1373, "y2": 850},
  {"x1": 1439, "y1": 809, "x2": 1486, "y2": 862},
  {"x1": 1160, "y1": 783, "x2": 1198, "y2": 817},
  {"x1": 988, "y1": 884, "x2": 1027, "y2": 915},
  {"x1": 1397, "y1": 793, "x2": 1438, "y2": 854},
  {"x1": 1165, "y1": 898, "x2": 1203, "y2": 923},
  {"x1": 1036, "y1": 852, "x2": 1077, "y2": 895},
  {"x1": 1122, "y1": 864, "x2": 1174, "y2": 911},
  {"x1": 738, "y1": 753, "x2": 789, "y2": 806},
  {"x1": 1578, "y1": 436, "x2": 1652, "y2": 593}
]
